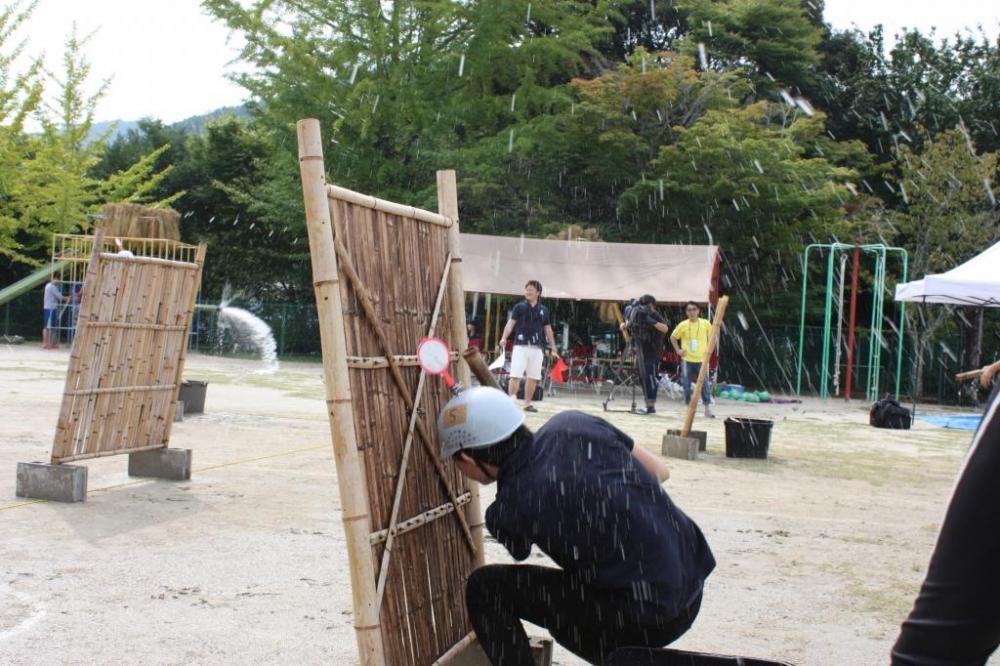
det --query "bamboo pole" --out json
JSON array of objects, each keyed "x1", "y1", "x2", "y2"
[
  {"x1": 375, "y1": 252, "x2": 453, "y2": 610},
  {"x1": 326, "y1": 184, "x2": 452, "y2": 227},
  {"x1": 681, "y1": 295, "x2": 729, "y2": 437},
  {"x1": 437, "y1": 168, "x2": 486, "y2": 568},
  {"x1": 52, "y1": 228, "x2": 106, "y2": 462},
  {"x1": 161, "y1": 243, "x2": 206, "y2": 445},
  {"x1": 369, "y1": 493, "x2": 473, "y2": 545},
  {"x1": 297, "y1": 119, "x2": 386, "y2": 666},
  {"x1": 955, "y1": 368, "x2": 984, "y2": 382},
  {"x1": 332, "y1": 234, "x2": 477, "y2": 555},
  {"x1": 462, "y1": 347, "x2": 501, "y2": 390}
]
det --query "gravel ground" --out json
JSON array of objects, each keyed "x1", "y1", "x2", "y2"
[{"x1": 0, "y1": 345, "x2": 992, "y2": 665}]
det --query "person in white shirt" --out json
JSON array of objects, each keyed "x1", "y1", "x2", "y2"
[{"x1": 42, "y1": 278, "x2": 65, "y2": 349}]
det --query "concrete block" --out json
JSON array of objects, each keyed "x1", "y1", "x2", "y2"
[
  {"x1": 128, "y1": 448, "x2": 192, "y2": 481},
  {"x1": 447, "y1": 636, "x2": 553, "y2": 666},
  {"x1": 16, "y1": 462, "x2": 87, "y2": 502},
  {"x1": 174, "y1": 400, "x2": 185, "y2": 422},
  {"x1": 667, "y1": 428, "x2": 707, "y2": 452},
  {"x1": 661, "y1": 434, "x2": 699, "y2": 460}
]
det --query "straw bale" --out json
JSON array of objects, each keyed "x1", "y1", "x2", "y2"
[{"x1": 98, "y1": 203, "x2": 182, "y2": 241}]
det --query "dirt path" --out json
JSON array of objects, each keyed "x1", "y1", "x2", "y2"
[{"x1": 0, "y1": 346, "x2": 992, "y2": 664}]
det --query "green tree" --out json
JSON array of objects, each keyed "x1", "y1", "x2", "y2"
[
  {"x1": 629, "y1": 101, "x2": 863, "y2": 286},
  {"x1": 171, "y1": 117, "x2": 310, "y2": 301},
  {"x1": 0, "y1": 1, "x2": 44, "y2": 268},
  {"x1": 16, "y1": 29, "x2": 173, "y2": 265},
  {"x1": 884, "y1": 129, "x2": 1000, "y2": 395},
  {"x1": 679, "y1": 0, "x2": 824, "y2": 93}
]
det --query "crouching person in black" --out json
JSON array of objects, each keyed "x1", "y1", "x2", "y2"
[{"x1": 437, "y1": 387, "x2": 716, "y2": 665}]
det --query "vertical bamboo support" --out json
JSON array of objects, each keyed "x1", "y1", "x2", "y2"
[
  {"x1": 436, "y1": 169, "x2": 485, "y2": 568},
  {"x1": 161, "y1": 243, "x2": 206, "y2": 445},
  {"x1": 297, "y1": 119, "x2": 386, "y2": 666},
  {"x1": 681, "y1": 295, "x2": 729, "y2": 437},
  {"x1": 53, "y1": 229, "x2": 106, "y2": 461}
]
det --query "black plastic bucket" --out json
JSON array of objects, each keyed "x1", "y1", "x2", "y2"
[
  {"x1": 724, "y1": 418, "x2": 773, "y2": 459},
  {"x1": 179, "y1": 380, "x2": 208, "y2": 414}
]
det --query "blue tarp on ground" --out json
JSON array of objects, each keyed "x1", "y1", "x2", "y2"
[{"x1": 917, "y1": 415, "x2": 982, "y2": 430}]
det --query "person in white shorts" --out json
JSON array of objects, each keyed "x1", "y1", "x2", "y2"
[{"x1": 498, "y1": 280, "x2": 559, "y2": 412}]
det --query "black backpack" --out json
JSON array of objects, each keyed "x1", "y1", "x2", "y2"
[{"x1": 870, "y1": 395, "x2": 912, "y2": 430}]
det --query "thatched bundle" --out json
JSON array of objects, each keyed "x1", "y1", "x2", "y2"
[{"x1": 97, "y1": 203, "x2": 181, "y2": 241}]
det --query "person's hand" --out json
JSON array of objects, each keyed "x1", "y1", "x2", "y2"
[
  {"x1": 550, "y1": 350, "x2": 560, "y2": 360},
  {"x1": 982, "y1": 362, "x2": 1000, "y2": 389},
  {"x1": 619, "y1": 322, "x2": 628, "y2": 331},
  {"x1": 497, "y1": 340, "x2": 506, "y2": 351}
]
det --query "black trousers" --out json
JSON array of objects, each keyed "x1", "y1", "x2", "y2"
[
  {"x1": 891, "y1": 385, "x2": 1000, "y2": 664},
  {"x1": 466, "y1": 564, "x2": 701, "y2": 666},
  {"x1": 635, "y1": 348, "x2": 660, "y2": 404}
]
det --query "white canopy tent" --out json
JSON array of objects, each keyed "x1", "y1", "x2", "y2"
[{"x1": 895, "y1": 240, "x2": 1000, "y2": 307}]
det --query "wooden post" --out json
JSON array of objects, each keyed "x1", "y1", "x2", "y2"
[
  {"x1": 462, "y1": 347, "x2": 501, "y2": 390},
  {"x1": 437, "y1": 169, "x2": 485, "y2": 567},
  {"x1": 681, "y1": 295, "x2": 729, "y2": 437},
  {"x1": 297, "y1": 119, "x2": 386, "y2": 666}
]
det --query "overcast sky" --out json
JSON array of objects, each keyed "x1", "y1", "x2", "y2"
[{"x1": 19, "y1": 0, "x2": 1000, "y2": 126}]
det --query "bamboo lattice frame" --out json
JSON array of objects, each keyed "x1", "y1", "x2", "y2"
[
  {"x1": 52, "y1": 233, "x2": 199, "y2": 285},
  {"x1": 50, "y1": 229, "x2": 206, "y2": 463},
  {"x1": 298, "y1": 119, "x2": 483, "y2": 666}
]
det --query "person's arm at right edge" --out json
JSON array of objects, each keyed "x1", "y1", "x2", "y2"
[{"x1": 982, "y1": 360, "x2": 1000, "y2": 388}]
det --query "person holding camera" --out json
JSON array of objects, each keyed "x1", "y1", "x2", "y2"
[
  {"x1": 498, "y1": 280, "x2": 559, "y2": 412},
  {"x1": 621, "y1": 294, "x2": 669, "y2": 415}
]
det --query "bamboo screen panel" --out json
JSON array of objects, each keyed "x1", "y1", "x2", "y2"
[
  {"x1": 51, "y1": 235, "x2": 206, "y2": 463},
  {"x1": 329, "y1": 195, "x2": 477, "y2": 664}
]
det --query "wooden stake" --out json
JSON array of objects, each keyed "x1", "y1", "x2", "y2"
[
  {"x1": 462, "y1": 347, "x2": 501, "y2": 390},
  {"x1": 681, "y1": 295, "x2": 729, "y2": 437},
  {"x1": 297, "y1": 119, "x2": 386, "y2": 666},
  {"x1": 955, "y1": 368, "x2": 985, "y2": 382}
]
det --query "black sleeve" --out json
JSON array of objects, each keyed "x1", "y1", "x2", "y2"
[
  {"x1": 485, "y1": 501, "x2": 532, "y2": 561},
  {"x1": 541, "y1": 305, "x2": 552, "y2": 328},
  {"x1": 891, "y1": 392, "x2": 1000, "y2": 664},
  {"x1": 634, "y1": 310, "x2": 663, "y2": 327},
  {"x1": 508, "y1": 302, "x2": 524, "y2": 323}
]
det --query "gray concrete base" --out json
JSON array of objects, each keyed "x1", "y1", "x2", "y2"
[
  {"x1": 174, "y1": 400, "x2": 185, "y2": 422},
  {"x1": 128, "y1": 448, "x2": 192, "y2": 481},
  {"x1": 16, "y1": 462, "x2": 87, "y2": 502},
  {"x1": 662, "y1": 434, "x2": 699, "y2": 460},
  {"x1": 667, "y1": 428, "x2": 707, "y2": 452},
  {"x1": 448, "y1": 636, "x2": 552, "y2": 666}
]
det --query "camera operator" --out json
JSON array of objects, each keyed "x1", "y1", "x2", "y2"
[{"x1": 620, "y1": 294, "x2": 669, "y2": 415}]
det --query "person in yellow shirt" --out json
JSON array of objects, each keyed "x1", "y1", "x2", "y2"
[{"x1": 670, "y1": 302, "x2": 715, "y2": 418}]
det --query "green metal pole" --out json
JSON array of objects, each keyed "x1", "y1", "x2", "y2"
[
  {"x1": 796, "y1": 244, "x2": 819, "y2": 395},
  {"x1": 867, "y1": 247, "x2": 887, "y2": 402},
  {"x1": 876, "y1": 250, "x2": 887, "y2": 400},
  {"x1": 820, "y1": 247, "x2": 838, "y2": 399},
  {"x1": 891, "y1": 248, "x2": 908, "y2": 399},
  {"x1": 865, "y1": 249, "x2": 877, "y2": 401}
]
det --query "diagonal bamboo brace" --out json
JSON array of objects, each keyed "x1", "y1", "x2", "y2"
[{"x1": 333, "y1": 236, "x2": 478, "y2": 556}]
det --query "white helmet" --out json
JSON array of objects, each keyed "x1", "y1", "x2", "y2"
[{"x1": 438, "y1": 386, "x2": 526, "y2": 461}]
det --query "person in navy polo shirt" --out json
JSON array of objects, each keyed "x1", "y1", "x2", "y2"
[
  {"x1": 437, "y1": 387, "x2": 715, "y2": 665},
  {"x1": 498, "y1": 280, "x2": 559, "y2": 413}
]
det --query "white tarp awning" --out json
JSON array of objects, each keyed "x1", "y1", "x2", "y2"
[
  {"x1": 895, "y1": 240, "x2": 1000, "y2": 307},
  {"x1": 460, "y1": 233, "x2": 719, "y2": 303}
]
